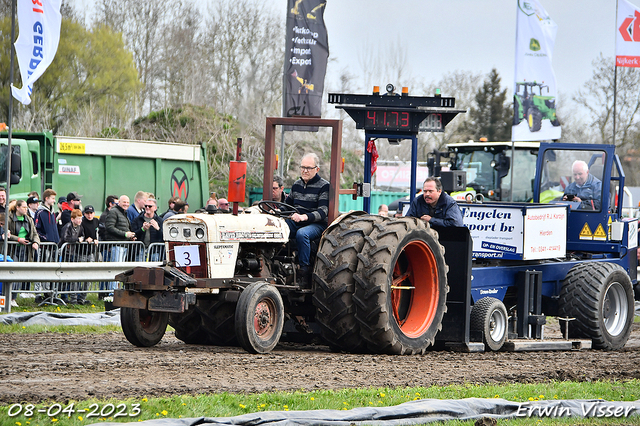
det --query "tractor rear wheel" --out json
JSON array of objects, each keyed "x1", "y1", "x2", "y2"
[
  {"x1": 558, "y1": 262, "x2": 634, "y2": 350},
  {"x1": 235, "y1": 282, "x2": 284, "y2": 354},
  {"x1": 121, "y1": 307, "x2": 168, "y2": 347},
  {"x1": 527, "y1": 108, "x2": 542, "y2": 132},
  {"x1": 353, "y1": 217, "x2": 448, "y2": 355},
  {"x1": 199, "y1": 299, "x2": 238, "y2": 346},
  {"x1": 313, "y1": 214, "x2": 383, "y2": 352},
  {"x1": 169, "y1": 307, "x2": 207, "y2": 345},
  {"x1": 168, "y1": 298, "x2": 237, "y2": 346},
  {"x1": 471, "y1": 297, "x2": 508, "y2": 351}
]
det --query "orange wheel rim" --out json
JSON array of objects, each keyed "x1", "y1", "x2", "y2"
[{"x1": 390, "y1": 239, "x2": 439, "y2": 338}]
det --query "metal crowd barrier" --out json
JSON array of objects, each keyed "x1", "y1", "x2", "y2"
[{"x1": 1, "y1": 241, "x2": 166, "y2": 310}]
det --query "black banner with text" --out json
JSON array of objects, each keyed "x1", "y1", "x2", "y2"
[{"x1": 283, "y1": 0, "x2": 329, "y2": 131}]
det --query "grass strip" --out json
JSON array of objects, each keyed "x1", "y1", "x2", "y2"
[{"x1": 0, "y1": 380, "x2": 638, "y2": 425}]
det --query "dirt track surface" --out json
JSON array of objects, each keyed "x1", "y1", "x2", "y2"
[{"x1": 1, "y1": 323, "x2": 639, "y2": 405}]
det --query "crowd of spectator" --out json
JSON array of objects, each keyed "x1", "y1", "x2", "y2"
[
  {"x1": 2, "y1": 185, "x2": 246, "y2": 307},
  {"x1": 2, "y1": 188, "x2": 173, "y2": 307}
]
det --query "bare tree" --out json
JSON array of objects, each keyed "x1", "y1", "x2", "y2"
[
  {"x1": 573, "y1": 54, "x2": 640, "y2": 149},
  {"x1": 157, "y1": 1, "x2": 203, "y2": 108},
  {"x1": 573, "y1": 54, "x2": 640, "y2": 185},
  {"x1": 200, "y1": 0, "x2": 284, "y2": 134},
  {"x1": 419, "y1": 69, "x2": 484, "y2": 152},
  {"x1": 95, "y1": 0, "x2": 168, "y2": 115}
]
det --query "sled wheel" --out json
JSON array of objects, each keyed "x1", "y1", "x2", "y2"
[
  {"x1": 354, "y1": 217, "x2": 448, "y2": 355},
  {"x1": 121, "y1": 307, "x2": 168, "y2": 347},
  {"x1": 235, "y1": 282, "x2": 284, "y2": 354},
  {"x1": 471, "y1": 297, "x2": 508, "y2": 351},
  {"x1": 559, "y1": 262, "x2": 634, "y2": 350},
  {"x1": 313, "y1": 214, "x2": 384, "y2": 352}
]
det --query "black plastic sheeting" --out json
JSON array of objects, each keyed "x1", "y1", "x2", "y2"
[
  {"x1": 94, "y1": 398, "x2": 640, "y2": 425},
  {"x1": 0, "y1": 310, "x2": 120, "y2": 326}
]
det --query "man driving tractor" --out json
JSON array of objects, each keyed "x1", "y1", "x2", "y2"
[{"x1": 285, "y1": 153, "x2": 330, "y2": 288}]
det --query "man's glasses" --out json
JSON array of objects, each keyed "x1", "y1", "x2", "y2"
[
  {"x1": 144, "y1": 205, "x2": 154, "y2": 208},
  {"x1": 300, "y1": 166, "x2": 317, "y2": 171}
]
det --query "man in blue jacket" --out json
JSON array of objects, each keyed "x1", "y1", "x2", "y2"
[
  {"x1": 562, "y1": 160, "x2": 602, "y2": 210},
  {"x1": 406, "y1": 177, "x2": 463, "y2": 228},
  {"x1": 35, "y1": 189, "x2": 60, "y2": 244}
]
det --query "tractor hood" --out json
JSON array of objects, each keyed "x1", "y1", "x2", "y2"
[{"x1": 163, "y1": 212, "x2": 290, "y2": 244}]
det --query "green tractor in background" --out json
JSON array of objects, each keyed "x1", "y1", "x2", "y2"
[{"x1": 513, "y1": 81, "x2": 560, "y2": 132}]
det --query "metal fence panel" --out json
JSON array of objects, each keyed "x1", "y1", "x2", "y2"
[{"x1": 1, "y1": 241, "x2": 165, "y2": 309}]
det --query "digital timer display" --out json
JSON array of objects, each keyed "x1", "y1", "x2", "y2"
[{"x1": 364, "y1": 110, "x2": 411, "y2": 131}]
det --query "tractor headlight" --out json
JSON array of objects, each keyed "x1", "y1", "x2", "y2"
[
  {"x1": 195, "y1": 228, "x2": 205, "y2": 239},
  {"x1": 169, "y1": 227, "x2": 179, "y2": 238}
]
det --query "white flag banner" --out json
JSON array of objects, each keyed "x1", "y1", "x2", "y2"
[
  {"x1": 11, "y1": 0, "x2": 62, "y2": 105},
  {"x1": 513, "y1": 0, "x2": 561, "y2": 141},
  {"x1": 617, "y1": 0, "x2": 640, "y2": 67}
]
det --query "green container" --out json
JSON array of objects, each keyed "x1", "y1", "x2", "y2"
[{"x1": 1, "y1": 131, "x2": 208, "y2": 215}]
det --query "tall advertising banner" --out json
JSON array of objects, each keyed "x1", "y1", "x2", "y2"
[
  {"x1": 617, "y1": 0, "x2": 640, "y2": 67},
  {"x1": 283, "y1": 0, "x2": 329, "y2": 130},
  {"x1": 513, "y1": 0, "x2": 561, "y2": 141},
  {"x1": 11, "y1": 0, "x2": 63, "y2": 105}
]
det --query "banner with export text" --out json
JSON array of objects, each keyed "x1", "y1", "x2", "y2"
[
  {"x1": 283, "y1": 0, "x2": 329, "y2": 131},
  {"x1": 617, "y1": 0, "x2": 640, "y2": 67},
  {"x1": 512, "y1": 0, "x2": 561, "y2": 141},
  {"x1": 11, "y1": 0, "x2": 62, "y2": 105}
]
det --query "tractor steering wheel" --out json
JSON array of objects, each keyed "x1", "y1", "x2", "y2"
[{"x1": 257, "y1": 201, "x2": 301, "y2": 218}]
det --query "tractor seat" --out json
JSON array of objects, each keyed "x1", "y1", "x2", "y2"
[{"x1": 590, "y1": 164, "x2": 604, "y2": 182}]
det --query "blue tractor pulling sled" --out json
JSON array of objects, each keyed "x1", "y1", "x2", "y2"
[{"x1": 114, "y1": 86, "x2": 637, "y2": 354}]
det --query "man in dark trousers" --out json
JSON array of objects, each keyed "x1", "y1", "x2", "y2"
[
  {"x1": 285, "y1": 153, "x2": 329, "y2": 288},
  {"x1": 406, "y1": 177, "x2": 463, "y2": 228},
  {"x1": 34, "y1": 189, "x2": 60, "y2": 303},
  {"x1": 35, "y1": 189, "x2": 60, "y2": 244}
]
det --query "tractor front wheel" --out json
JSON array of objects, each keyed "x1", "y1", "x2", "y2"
[
  {"x1": 235, "y1": 282, "x2": 284, "y2": 354},
  {"x1": 353, "y1": 217, "x2": 448, "y2": 354},
  {"x1": 121, "y1": 307, "x2": 168, "y2": 347},
  {"x1": 513, "y1": 101, "x2": 522, "y2": 125}
]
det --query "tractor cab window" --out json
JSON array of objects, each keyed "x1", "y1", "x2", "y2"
[
  {"x1": 539, "y1": 149, "x2": 605, "y2": 211},
  {"x1": 500, "y1": 148, "x2": 538, "y2": 202},
  {"x1": 453, "y1": 147, "x2": 537, "y2": 202},
  {"x1": 454, "y1": 150, "x2": 497, "y2": 200}
]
